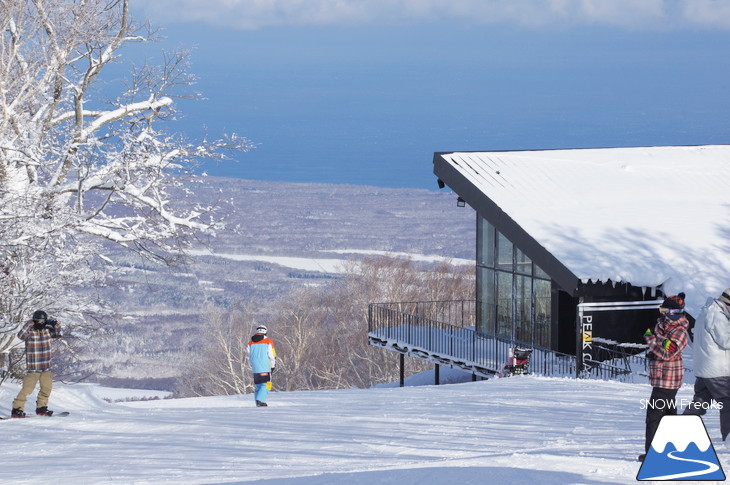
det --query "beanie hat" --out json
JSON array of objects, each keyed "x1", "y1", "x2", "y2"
[
  {"x1": 32, "y1": 310, "x2": 48, "y2": 322},
  {"x1": 660, "y1": 292, "x2": 685, "y2": 314},
  {"x1": 720, "y1": 289, "x2": 730, "y2": 307}
]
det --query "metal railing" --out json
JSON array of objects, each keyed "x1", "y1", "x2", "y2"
[
  {"x1": 368, "y1": 300, "x2": 647, "y2": 381},
  {"x1": 369, "y1": 300, "x2": 476, "y2": 329},
  {"x1": 368, "y1": 301, "x2": 493, "y2": 374}
]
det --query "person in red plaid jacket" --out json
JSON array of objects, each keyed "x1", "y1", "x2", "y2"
[
  {"x1": 640, "y1": 292, "x2": 690, "y2": 461},
  {"x1": 10, "y1": 310, "x2": 62, "y2": 418}
]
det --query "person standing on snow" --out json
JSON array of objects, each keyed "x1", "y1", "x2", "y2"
[
  {"x1": 11, "y1": 310, "x2": 63, "y2": 418},
  {"x1": 247, "y1": 325, "x2": 276, "y2": 407},
  {"x1": 682, "y1": 288, "x2": 730, "y2": 443},
  {"x1": 640, "y1": 293, "x2": 690, "y2": 462}
]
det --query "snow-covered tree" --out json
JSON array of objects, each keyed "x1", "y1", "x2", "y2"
[
  {"x1": 178, "y1": 257, "x2": 474, "y2": 396},
  {"x1": 0, "y1": 0, "x2": 251, "y2": 373}
]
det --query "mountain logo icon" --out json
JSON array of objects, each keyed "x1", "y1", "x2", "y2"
[{"x1": 637, "y1": 415, "x2": 726, "y2": 481}]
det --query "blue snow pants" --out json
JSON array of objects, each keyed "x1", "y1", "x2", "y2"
[{"x1": 254, "y1": 382, "x2": 271, "y2": 403}]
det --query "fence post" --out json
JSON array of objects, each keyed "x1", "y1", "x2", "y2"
[
  {"x1": 450, "y1": 325, "x2": 453, "y2": 357},
  {"x1": 400, "y1": 353, "x2": 405, "y2": 388},
  {"x1": 368, "y1": 304, "x2": 372, "y2": 333},
  {"x1": 408, "y1": 312, "x2": 412, "y2": 346},
  {"x1": 472, "y1": 329, "x2": 476, "y2": 363},
  {"x1": 575, "y1": 306, "x2": 582, "y2": 379}
]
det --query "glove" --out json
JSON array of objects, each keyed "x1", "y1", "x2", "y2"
[
  {"x1": 270, "y1": 367, "x2": 275, "y2": 374},
  {"x1": 644, "y1": 328, "x2": 653, "y2": 338},
  {"x1": 663, "y1": 338, "x2": 678, "y2": 353}
]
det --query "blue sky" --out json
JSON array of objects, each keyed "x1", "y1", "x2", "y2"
[{"x1": 129, "y1": 1, "x2": 730, "y2": 189}]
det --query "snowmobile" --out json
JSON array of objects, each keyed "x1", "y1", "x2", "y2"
[{"x1": 502, "y1": 347, "x2": 533, "y2": 377}]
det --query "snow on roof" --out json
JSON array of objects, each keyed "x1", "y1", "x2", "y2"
[{"x1": 438, "y1": 145, "x2": 730, "y2": 314}]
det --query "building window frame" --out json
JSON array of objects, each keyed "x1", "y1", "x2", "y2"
[{"x1": 476, "y1": 216, "x2": 551, "y2": 348}]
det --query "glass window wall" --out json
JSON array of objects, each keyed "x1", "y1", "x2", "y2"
[{"x1": 476, "y1": 216, "x2": 552, "y2": 348}]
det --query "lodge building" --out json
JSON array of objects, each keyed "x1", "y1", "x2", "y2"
[{"x1": 368, "y1": 145, "x2": 730, "y2": 382}]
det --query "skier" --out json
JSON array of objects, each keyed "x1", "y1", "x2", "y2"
[
  {"x1": 639, "y1": 293, "x2": 690, "y2": 462},
  {"x1": 682, "y1": 288, "x2": 730, "y2": 444},
  {"x1": 10, "y1": 310, "x2": 63, "y2": 417},
  {"x1": 247, "y1": 325, "x2": 276, "y2": 407}
]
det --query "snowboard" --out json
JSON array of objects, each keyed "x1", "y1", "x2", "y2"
[{"x1": 0, "y1": 411, "x2": 69, "y2": 419}]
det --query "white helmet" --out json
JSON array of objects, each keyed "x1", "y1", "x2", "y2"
[{"x1": 256, "y1": 325, "x2": 268, "y2": 335}]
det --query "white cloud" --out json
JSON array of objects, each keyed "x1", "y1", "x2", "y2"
[
  {"x1": 681, "y1": 0, "x2": 730, "y2": 29},
  {"x1": 132, "y1": 0, "x2": 730, "y2": 30}
]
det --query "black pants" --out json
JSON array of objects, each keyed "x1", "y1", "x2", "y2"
[
  {"x1": 646, "y1": 387, "x2": 678, "y2": 452},
  {"x1": 683, "y1": 376, "x2": 730, "y2": 441}
]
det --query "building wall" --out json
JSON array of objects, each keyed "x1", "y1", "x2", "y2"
[
  {"x1": 476, "y1": 214, "x2": 666, "y2": 356},
  {"x1": 575, "y1": 281, "x2": 675, "y2": 353}
]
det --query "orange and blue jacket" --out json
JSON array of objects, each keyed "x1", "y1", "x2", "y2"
[{"x1": 247, "y1": 334, "x2": 276, "y2": 374}]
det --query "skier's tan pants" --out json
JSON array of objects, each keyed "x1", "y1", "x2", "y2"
[{"x1": 12, "y1": 371, "x2": 53, "y2": 411}]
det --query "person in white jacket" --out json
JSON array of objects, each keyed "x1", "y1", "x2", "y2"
[{"x1": 683, "y1": 288, "x2": 730, "y2": 442}]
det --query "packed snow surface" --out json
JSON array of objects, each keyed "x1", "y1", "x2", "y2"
[{"x1": 2, "y1": 374, "x2": 728, "y2": 484}]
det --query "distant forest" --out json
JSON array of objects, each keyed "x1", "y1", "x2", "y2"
[{"x1": 84, "y1": 177, "x2": 475, "y2": 392}]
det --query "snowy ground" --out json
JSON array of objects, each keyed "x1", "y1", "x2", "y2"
[
  {"x1": 187, "y1": 249, "x2": 473, "y2": 274},
  {"x1": 0, "y1": 375, "x2": 726, "y2": 484}
]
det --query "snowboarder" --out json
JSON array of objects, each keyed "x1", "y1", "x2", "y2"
[
  {"x1": 247, "y1": 325, "x2": 276, "y2": 407},
  {"x1": 682, "y1": 288, "x2": 730, "y2": 443},
  {"x1": 639, "y1": 293, "x2": 690, "y2": 461},
  {"x1": 10, "y1": 310, "x2": 63, "y2": 417}
]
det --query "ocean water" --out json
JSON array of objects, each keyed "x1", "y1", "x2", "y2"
[{"x1": 142, "y1": 25, "x2": 730, "y2": 189}]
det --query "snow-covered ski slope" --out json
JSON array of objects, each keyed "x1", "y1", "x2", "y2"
[{"x1": 1, "y1": 375, "x2": 726, "y2": 484}]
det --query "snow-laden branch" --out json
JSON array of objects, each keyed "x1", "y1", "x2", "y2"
[
  {"x1": 77, "y1": 97, "x2": 173, "y2": 143},
  {"x1": 50, "y1": 109, "x2": 109, "y2": 126}
]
